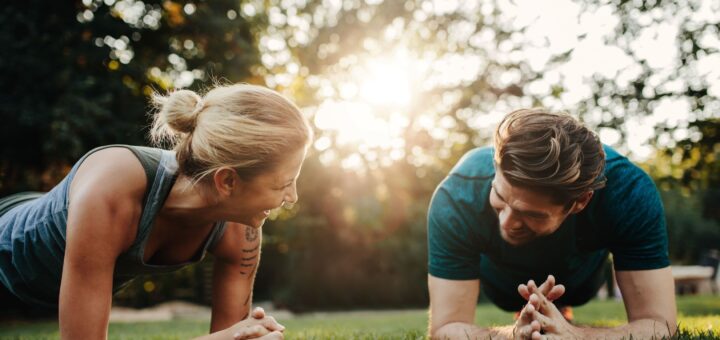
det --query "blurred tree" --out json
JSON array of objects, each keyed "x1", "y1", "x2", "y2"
[
  {"x1": 645, "y1": 119, "x2": 720, "y2": 263},
  {"x1": 0, "y1": 0, "x2": 263, "y2": 195}
]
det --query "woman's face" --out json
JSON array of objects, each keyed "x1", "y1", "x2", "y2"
[{"x1": 227, "y1": 148, "x2": 307, "y2": 228}]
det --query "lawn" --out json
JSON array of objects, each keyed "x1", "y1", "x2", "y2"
[{"x1": 1, "y1": 295, "x2": 718, "y2": 339}]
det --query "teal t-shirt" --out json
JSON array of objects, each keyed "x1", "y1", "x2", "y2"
[{"x1": 427, "y1": 145, "x2": 669, "y2": 299}]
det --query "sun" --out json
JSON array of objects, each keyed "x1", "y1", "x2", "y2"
[
  {"x1": 357, "y1": 55, "x2": 413, "y2": 107},
  {"x1": 313, "y1": 51, "x2": 420, "y2": 170}
]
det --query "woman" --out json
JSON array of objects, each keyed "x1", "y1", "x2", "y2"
[{"x1": 0, "y1": 84, "x2": 312, "y2": 339}]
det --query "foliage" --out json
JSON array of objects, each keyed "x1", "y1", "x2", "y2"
[{"x1": 0, "y1": 0, "x2": 263, "y2": 195}]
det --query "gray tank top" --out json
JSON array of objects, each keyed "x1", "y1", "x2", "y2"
[{"x1": 0, "y1": 145, "x2": 227, "y2": 307}]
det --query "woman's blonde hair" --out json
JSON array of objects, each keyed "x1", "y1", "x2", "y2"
[
  {"x1": 494, "y1": 108, "x2": 606, "y2": 208},
  {"x1": 150, "y1": 84, "x2": 313, "y2": 182}
]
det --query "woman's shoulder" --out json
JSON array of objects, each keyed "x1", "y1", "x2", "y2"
[{"x1": 69, "y1": 146, "x2": 148, "y2": 206}]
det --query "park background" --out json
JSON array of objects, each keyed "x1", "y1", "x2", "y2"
[{"x1": 1, "y1": 0, "x2": 719, "y2": 338}]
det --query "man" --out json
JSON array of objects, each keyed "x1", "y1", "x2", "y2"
[{"x1": 427, "y1": 108, "x2": 676, "y2": 339}]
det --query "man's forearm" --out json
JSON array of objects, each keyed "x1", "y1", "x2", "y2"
[
  {"x1": 574, "y1": 318, "x2": 675, "y2": 339},
  {"x1": 432, "y1": 322, "x2": 515, "y2": 340}
]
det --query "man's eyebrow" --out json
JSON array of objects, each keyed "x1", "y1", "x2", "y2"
[{"x1": 491, "y1": 183, "x2": 550, "y2": 219}]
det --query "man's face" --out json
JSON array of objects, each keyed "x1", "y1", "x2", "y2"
[{"x1": 489, "y1": 170, "x2": 579, "y2": 246}]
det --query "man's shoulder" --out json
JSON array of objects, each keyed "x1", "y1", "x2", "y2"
[
  {"x1": 431, "y1": 147, "x2": 494, "y2": 221},
  {"x1": 601, "y1": 145, "x2": 655, "y2": 192},
  {"x1": 590, "y1": 145, "x2": 663, "y2": 226},
  {"x1": 448, "y1": 146, "x2": 496, "y2": 179}
]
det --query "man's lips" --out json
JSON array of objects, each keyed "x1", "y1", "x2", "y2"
[{"x1": 503, "y1": 227, "x2": 530, "y2": 239}]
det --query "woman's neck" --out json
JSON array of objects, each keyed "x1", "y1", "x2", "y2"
[{"x1": 160, "y1": 176, "x2": 221, "y2": 227}]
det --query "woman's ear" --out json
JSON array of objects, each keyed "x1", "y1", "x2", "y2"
[{"x1": 213, "y1": 168, "x2": 238, "y2": 198}]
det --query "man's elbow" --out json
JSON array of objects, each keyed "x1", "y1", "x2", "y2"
[
  {"x1": 655, "y1": 315, "x2": 678, "y2": 336},
  {"x1": 636, "y1": 315, "x2": 677, "y2": 337},
  {"x1": 429, "y1": 322, "x2": 465, "y2": 340}
]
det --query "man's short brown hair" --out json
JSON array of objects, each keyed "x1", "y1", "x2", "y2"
[{"x1": 494, "y1": 108, "x2": 607, "y2": 207}]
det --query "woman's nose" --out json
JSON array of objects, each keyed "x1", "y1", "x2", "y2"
[{"x1": 284, "y1": 183, "x2": 298, "y2": 205}]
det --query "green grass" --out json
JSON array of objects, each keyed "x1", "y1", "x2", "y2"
[{"x1": 1, "y1": 295, "x2": 718, "y2": 339}]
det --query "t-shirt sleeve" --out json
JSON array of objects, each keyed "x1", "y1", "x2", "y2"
[
  {"x1": 603, "y1": 163, "x2": 670, "y2": 271},
  {"x1": 427, "y1": 180, "x2": 485, "y2": 280}
]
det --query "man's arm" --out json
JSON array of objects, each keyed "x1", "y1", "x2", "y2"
[
  {"x1": 613, "y1": 267, "x2": 677, "y2": 336},
  {"x1": 209, "y1": 223, "x2": 263, "y2": 332},
  {"x1": 429, "y1": 275, "x2": 516, "y2": 340},
  {"x1": 531, "y1": 267, "x2": 677, "y2": 339}
]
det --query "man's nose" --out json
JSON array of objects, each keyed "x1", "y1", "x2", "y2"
[{"x1": 499, "y1": 208, "x2": 522, "y2": 230}]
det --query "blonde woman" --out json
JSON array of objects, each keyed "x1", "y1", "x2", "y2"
[{"x1": 0, "y1": 84, "x2": 312, "y2": 339}]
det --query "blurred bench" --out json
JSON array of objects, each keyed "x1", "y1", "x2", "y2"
[{"x1": 672, "y1": 265, "x2": 715, "y2": 295}]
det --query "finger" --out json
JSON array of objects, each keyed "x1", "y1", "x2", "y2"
[
  {"x1": 259, "y1": 331, "x2": 284, "y2": 339},
  {"x1": 261, "y1": 316, "x2": 286, "y2": 332},
  {"x1": 519, "y1": 302, "x2": 536, "y2": 324},
  {"x1": 252, "y1": 307, "x2": 266, "y2": 319},
  {"x1": 527, "y1": 293, "x2": 540, "y2": 310},
  {"x1": 538, "y1": 275, "x2": 555, "y2": 296},
  {"x1": 527, "y1": 280, "x2": 537, "y2": 293},
  {"x1": 515, "y1": 324, "x2": 536, "y2": 339},
  {"x1": 547, "y1": 284, "x2": 565, "y2": 301},
  {"x1": 531, "y1": 330, "x2": 544, "y2": 340},
  {"x1": 530, "y1": 320, "x2": 541, "y2": 332},
  {"x1": 533, "y1": 308, "x2": 558, "y2": 333},
  {"x1": 532, "y1": 292, "x2": 564, "y2": 320},
  {"x1": 518, "y1": 284, "x2": 531, "y2": 300},
  {"x1": 233, "y1": 325, "x2": 271, "y2": 340}
]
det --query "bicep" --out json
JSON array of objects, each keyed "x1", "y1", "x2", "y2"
[
  {"x1": 616, "y1": 267, "x2": 676, "y2": 327},
  {"x1": 428, "y1": 274, "x2": 480, "y2": 334}
]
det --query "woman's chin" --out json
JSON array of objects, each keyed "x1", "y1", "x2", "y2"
[{"x1": 229, "y1": 215, "x2": 267, "y2": 228}]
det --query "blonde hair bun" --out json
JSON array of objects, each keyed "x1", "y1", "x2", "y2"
[
  {"x1": 152, "y1": 89, "x2": 204, "y2": 135},
  {"x1": 149, "y1": 84, "x2": 313, "y2": 182}
]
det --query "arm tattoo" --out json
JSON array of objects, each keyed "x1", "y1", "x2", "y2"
[
  {"x1": 242, "y1": 245, "x2": 259, "y2": 253},
  {"x1": 245, "y1": 225, "x2": 259, "y2": 242}
]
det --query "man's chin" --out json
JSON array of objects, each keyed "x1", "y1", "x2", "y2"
[{"x1": 500, "y1": 233, "x2": 531, "y2": 246}]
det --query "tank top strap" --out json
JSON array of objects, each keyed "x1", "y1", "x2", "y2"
[
  {"x1": 127, "y1": 149, "x2": 179, "y2": 255},
  {"x1": 205, "y1": 221, "x2": 228, "y2": 251}
]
